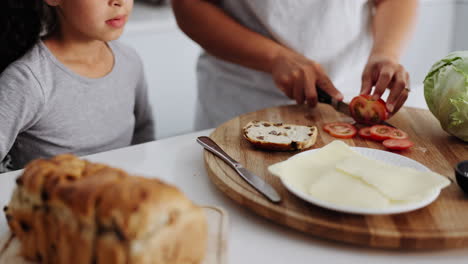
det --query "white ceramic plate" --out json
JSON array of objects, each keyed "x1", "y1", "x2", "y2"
[{"x1": 280, "y1": 147, "x2": 441, "y2": 215}]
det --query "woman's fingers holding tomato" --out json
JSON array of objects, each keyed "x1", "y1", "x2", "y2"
[
  {"x1": 391, "y1": 90, "x2": 409, "y2": 115},
  {"x1": 390, "y1": 70, "x2": 410, "y2": 114},
  {"x1": 360, "y1": 55, "x2": 411, "y2": 115},
  {"x1": 360, "y1": 65, "x2": 373, "y2": 96},
  {"x1": 372, "y1": 65, "x2": 395, "y2": 100},
  {"x1": 386, "y1": 67, "x2": 409, "y2": 113}
]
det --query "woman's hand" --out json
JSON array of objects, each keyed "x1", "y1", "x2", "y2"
[
  {"x1": 271, "y1": 49, "x2": 343, "y2": 107},
  {"x1": 360, "y1": 54, "x2": 410, "y2": 114}
]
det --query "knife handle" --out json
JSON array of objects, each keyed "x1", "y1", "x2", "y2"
[
  {"x1": 197, "y1": 136, "x2": 240, "y2": 169},
  {"x1": 317, "y1": 88, "x2": 332, "y2": 105}
]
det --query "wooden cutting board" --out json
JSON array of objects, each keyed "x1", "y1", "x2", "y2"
[{"x1": 204, "y1": 104, "x2": 468, "y2": 249}]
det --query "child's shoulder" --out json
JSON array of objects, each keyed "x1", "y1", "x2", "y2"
[
  {"x1": 0, "y1": 44, "x2": 46, "y2": 101},
  {"x1": 1, "y1": 43, "x2": 43, "y2": 82},
  {"x1": 9, "y1": 42, "x2": 46, "y2": 71},
  {"x1": 1, "y1": 42, "x2": 49, "y2": 83}
]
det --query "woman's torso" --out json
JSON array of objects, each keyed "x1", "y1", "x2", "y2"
[{"x1": 195, "y1": 0, "x2": 373, "y2": 129}]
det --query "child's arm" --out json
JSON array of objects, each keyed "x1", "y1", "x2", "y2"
[
  {"x1": 0, "y1": 64, "x2": 44, "y2": 161},
  {"x1": 132, "y1": 69, "x2": 155, "y2": 144}
]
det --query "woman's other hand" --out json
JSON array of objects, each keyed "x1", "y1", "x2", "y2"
[
  {"x1": 361, "y1": 0, "x2": 418, "y2": 114},
  {"x1": 272, "y1": 49, "x2": 343, "y2": 107},
  {"x1": 360, "y1": 54, "x2": 410, "y2": 114}
]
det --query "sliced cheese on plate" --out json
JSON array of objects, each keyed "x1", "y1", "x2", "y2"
[
  {"x1": 308, "y1": 169, "x2": 390, "y2": 209},
  {"x1": 268, "y1": 140, "x2": 451, "y2": 214},
  {"x1": 336, "y1": 155, "x2": 451, "y2": 202},
  {"x1": 268, "y1": 140, "x2": 356, "y2": 193}
]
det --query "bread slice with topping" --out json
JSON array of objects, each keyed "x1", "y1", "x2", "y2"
[{"x1": 242, "y1": 121, "x2": 318, "y2": 151}]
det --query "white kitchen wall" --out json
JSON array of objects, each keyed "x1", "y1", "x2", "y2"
[
  {"x1": 453, "y1": 0, "x2": 468, "y2": 51},
  {"x1": 121, "y1": 0, "x2": 463, "y2": 139},
  {"x1": 401, "y1": 0, "x2": 456, "y2": 109},
  {"x1": 120, "y1": 4, "x2": 200, "y2": 139}
]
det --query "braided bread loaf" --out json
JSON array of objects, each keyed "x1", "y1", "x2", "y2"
[{"x1": 4, "y1": 154, "x2": 207, "y2": 264}]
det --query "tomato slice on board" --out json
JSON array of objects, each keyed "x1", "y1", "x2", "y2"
[
  {"x1": 323, "y1": 122, "x2": 357, "y2": 139},
  {"x1": 383, "y1": 139, "x2": 414, "y2": 150},
  {"x1": 369, "y1": 125, "x2": 394, "y2": 141},
  {"x1": 388, "y1": 128, "x2": 409, "y2": 140},
  {"x1": 323, "y1": 124, "x2": 333, "y2": 133},
  {"x1": 349, "y1": 95, "x2": 389, "y2": 125},
  {"x1": 358, "y1": 127, "x2": 373, "y2": 139}
]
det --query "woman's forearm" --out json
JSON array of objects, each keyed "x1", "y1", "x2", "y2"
[
  {"x1": 371, "y1": 0, "x2": 419, "y2": 60},
  {"x1": 171, "y1": 0, "x2": 286, "y2": 73}
]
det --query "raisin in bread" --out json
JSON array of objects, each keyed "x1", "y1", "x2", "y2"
[
  {"x1": 242, "y1": 121, "x2": 318, "y2": 151},
  {"x1": 4, "y1": 154, "x2": 207, "y2": 264}
]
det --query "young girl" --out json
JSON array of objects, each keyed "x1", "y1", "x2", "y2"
[{"x1": 0, "y1": 0, "x2": 154, "y2": 171}]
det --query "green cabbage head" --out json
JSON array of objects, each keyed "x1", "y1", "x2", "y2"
[{"x1": 424, "y1": 51, "x2": 468, "y2": 142}]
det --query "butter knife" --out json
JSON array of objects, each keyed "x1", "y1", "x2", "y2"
[
  {"x1": 197, "y1": 136, "x2": 282, "y2": 203},
  {"x1": 317, "y1": 88, "x2": 396, "y2": 128}
]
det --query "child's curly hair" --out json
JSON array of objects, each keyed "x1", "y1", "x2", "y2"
[{"x1": 0, "y1": 0, "x2": 58, "y2": 72}]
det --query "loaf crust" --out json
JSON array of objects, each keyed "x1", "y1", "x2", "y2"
[{"x1": 4, "y1": 154, "x2": 207, "y2": 264}]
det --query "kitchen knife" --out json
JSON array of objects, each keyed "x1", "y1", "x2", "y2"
[
  {"x1": 317, "y1": 88, "x2": 396, "y2": 128},
  {"x1": 197, "y1": 136, "x2": 282, "y2": 203},
  {"x1": 317, "y1": 87, "x2": 352, "y2": 116}
]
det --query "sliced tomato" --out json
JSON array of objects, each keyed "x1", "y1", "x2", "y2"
[
  {"x1": 388, "y1": 128, "x2": 409, "y2": 140},
  {"x1": 349, "y1": 95, "x2": 389, "y2": 125},
  {"x1": 323, "y1": 122, "x2": 357, "y2": 139},
  {"x1": 323, "y1": 122, "x2": 352, "y2": 133},
  {"x1": 382, "y1": 139, "x2": 414, "y2": 150},
  {"x1": 323, "y1": 124, "x2": 332, "y2": 133},
  {"x1": 369, "y1": 125, "x2": 394, "y2": 141},
  {"x1": 358, "y1": 127, "x2": 373, "y2": 139}
]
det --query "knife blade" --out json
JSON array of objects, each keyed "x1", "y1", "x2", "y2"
[
  {"x1": 317, "y1": 88, "x2": 396, "y2": 128},
  {"x1": 197, "y1": 136, "x2": 282, "y2": 203}
]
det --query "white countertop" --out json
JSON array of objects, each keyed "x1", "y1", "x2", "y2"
[{"x1": 1, "y1": 129, "x2": 467, "y2": 264}]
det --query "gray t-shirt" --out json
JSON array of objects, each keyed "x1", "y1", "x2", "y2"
[{"x1": 0, "y1": 40, "x2": 155, "y2": 170}]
